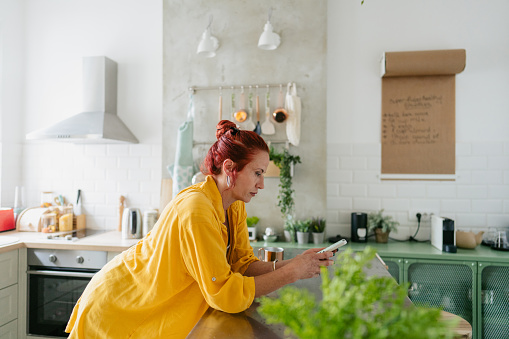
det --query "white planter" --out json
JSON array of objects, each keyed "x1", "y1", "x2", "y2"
[
  {"x1": 312, "y1": 232, "x2": 325, "y2": 244},
  {"x1": 296, "y1": 231, "x2": 309, "y2": 244}
]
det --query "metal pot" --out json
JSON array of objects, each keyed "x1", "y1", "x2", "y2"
[{"x1": 122, "y1": 207, "x2": 142, "y2": 239}]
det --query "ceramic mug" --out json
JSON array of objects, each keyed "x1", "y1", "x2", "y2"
[{"x1": 258, "y1": 247, "x2": 284, "y2": 262}]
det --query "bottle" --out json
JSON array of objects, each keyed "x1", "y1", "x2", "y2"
[{"x1": 14, "y1": 186, "x2": 25, "y2": 222}]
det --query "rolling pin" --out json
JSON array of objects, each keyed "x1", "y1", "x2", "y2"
[{"x1": 118, "y1": 195, "x2": 125, "y2": 231}]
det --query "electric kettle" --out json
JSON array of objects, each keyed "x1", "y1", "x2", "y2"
[{"x1": 122, "y1": 208, "x2": 142, "y2": 239}]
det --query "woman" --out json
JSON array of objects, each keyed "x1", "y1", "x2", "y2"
[{"x1": 66, "y1": 120, "x2": 334, "y2": 338}]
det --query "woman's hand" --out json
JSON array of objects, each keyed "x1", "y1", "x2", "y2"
[{"x1": 286, "y1": 248, "x2": 334, "y2": 280}]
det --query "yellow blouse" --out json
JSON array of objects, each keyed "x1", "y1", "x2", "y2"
[{"x1": 65, "y1": 176, "x2": 259, "y2": 338}]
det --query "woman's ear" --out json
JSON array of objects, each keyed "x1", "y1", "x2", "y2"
[{"x1": 222, "y1": 159, "x2": 235, "y2": 176}]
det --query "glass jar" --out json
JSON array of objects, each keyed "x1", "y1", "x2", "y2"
[
  {"x1": 58, "y1": 206, "x2": 74, "y2": 232},
  {"x1": 41, "y1": 213, "x2": 57, "y2": 233}
]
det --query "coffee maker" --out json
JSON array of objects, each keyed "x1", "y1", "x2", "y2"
[
  {"x1": 431, "y1": 215, "x2": 457, "y2": 253},
  {"x1": 351, "y1": 212, "x2": 368, "y2": 242}
]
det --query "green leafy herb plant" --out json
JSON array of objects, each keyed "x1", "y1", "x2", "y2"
[
  {"x1": 294, "y1": 219, "x2": 311, "y2": 233},
  {"x1": 269, "y1": 146, "x2": 301, "y2": 222},
  {"x1": 367, "y1": 209, "x2": 399, "y2": 233},
  {"x1": 310, "y1": 217, "x2": 326, "y2": 233},
  {"x1": 246, "y1": 216, "x2": 260, "y2": 227},
  {"x1": 258, "y1": 247, "x2": 458, "y2": 339}
]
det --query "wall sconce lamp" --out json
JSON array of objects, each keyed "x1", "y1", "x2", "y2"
[
  {"x1": 197, "y1": 15, "x2": 219, "y2": 58},
  {"x1": 258, "y1": 8, "x2": 280, "y2": 50}
]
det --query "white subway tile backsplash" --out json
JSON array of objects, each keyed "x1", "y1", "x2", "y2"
[
  {"x1": 118, "y1": 157, "x2": 141, "y2": 169},
  {"x1": 353, "y1": 170, "x2": 379, "y2": 183},
  {"x1": 117, "y1": 180, "x2": 141, "y2": 194},
  {"x1": 85, "y1": 145, "x2": 108, "y2": 156},
  {"x1": 457, "y1": 185, "x2": 488, "y2": 199},
  {"x1": 107, "y1": 144, "x2": 130, "y2": 156},
  {"x1": 367, "y1": 157, "x2": 381, "y2": 170},
  {"x1": 441, "y1": 199, "x2": 471, "y2": 212},
  {"x1": 340, "y1": 183, "x2": 367, "y2": 197},
  {"x1": 368, "y1": 184, "x2": 396, "y2": 197},
  {"x1": 328, "y1": 169, "x2": 353, "y2": 183},
  {"x1": 457, "y1": 156, "x2": 488, "y2": 170},
  {"x1": 455, "y1": 214, "x2": 487, "y2": 228},
  {"x1": 427, "y1": 185, "x2": 456, "y2": 198},
  {"x1": 472, "y1": 142, "x2": 503, "y2": 156},
  {"x1": 409, "y1": 199, "x2": 441, "y2": 211},
  {"x1": 487, "y1": 214, "x2": 509, "y2": 228},
  {"x1": 471, "y1": 199, "x2": 503, "y2": 213},
  {"x1": 327, "y1": 156, "x2": 339, "y2": 170},
  {"x1": 382, "y1": 199, "x2": 409, "y2": 211},
  {"x1": 341, "y1": 157, "x2": 367, "y2": 170},
  {"x1": 488, "y1": 156, "x2": 509, "y2": 169},
  {"x1": 353, "y1": 198, "x2": 380, "y2": 211},
  {"x1": 327, "y1": 197, "x2": 352, "y2": 210},
  {"x1": 456, "y1": 143, "x2": 471, "y2": 156},
  {"x1": 488, "y1": 185, "x2": 509, "y2": 199},
  {"x1": 472, "y1": 170, "x2": 503, "y2": 185},
  {"x1": 106, "y1": 169, "x2": 129, "y2": 181},
  {"x1": 352, "y1": 143, "x2": 380, "y2": 156},
  {"x1": 397, "y1": 185, "x2": 426, "y2": 198},
  {"x1": 327, "y1": 143, "x2": 352, "y2": 156},
  {"x1": 327, "y1": 183, "x2": 340, "y2": 197},
  {"x1": 128, "y1": 169, "x2": 153, "y2": 181}
]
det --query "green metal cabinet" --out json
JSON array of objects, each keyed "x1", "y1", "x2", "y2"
[
  {"x1": 477, "y1": 262, "x2": 509, "y2": 339},
  {"x1": 403, "y1": 259, "x2": 477, "y2": 330},
  {"x1": 380, "y1": 257, "x2": 404, "y2": 284}
]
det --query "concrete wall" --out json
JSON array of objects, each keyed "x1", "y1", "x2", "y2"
[{"x1": 163, "y1": 0, "x2": 328, "y2": 234}]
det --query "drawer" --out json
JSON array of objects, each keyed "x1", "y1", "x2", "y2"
[
  {"x1": 0, "y1": 251, "x2": 17, "y2": 290},
  {"x1": 0, "y1": 319, "x2": 17, "y2": 339},
  {"x1": 0, "y1": 285, "x2": 17, "y2": 327}
]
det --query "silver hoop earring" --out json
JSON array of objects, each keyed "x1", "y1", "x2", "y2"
[{"x1": 226, "y1": 176, "x2": 230, "y2": 188}]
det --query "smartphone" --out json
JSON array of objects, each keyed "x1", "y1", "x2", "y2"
[{"x1": 317, "y1": 239, "x2": 347, "y2": 253}]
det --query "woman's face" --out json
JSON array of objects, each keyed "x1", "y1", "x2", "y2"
[{"x1": 232, "y1": 151, "x2": 270, "y2": 203}]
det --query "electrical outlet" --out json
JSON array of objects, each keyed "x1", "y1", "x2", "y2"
[{"x1": 408, "y1": 210, "x2": 438, "y2": 222}]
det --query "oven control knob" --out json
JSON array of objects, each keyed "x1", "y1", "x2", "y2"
[
  {"x1": 49, "y1": 254, "x2": 57, "y2": 263},
  {"x1": 76, "y1": 256, "x2": 84, "y2": 264}
]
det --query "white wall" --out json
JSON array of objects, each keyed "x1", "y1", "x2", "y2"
[
  {"x1": 327, "y1": 0, "x2": 509, "y2": 238},
  {"x1": 20, "y1": 0, "x2": 162, "y2": 229},
  {"x1": 0, "y1": 0, "x2": 25, "y2": 205}
]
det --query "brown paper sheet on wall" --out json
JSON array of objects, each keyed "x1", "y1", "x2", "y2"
[{"x1": 381, "y1": 49, "x2": 465, "y2": 178}]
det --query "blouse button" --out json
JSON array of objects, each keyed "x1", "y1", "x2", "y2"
[{"x1": 212, "y1": 277, "x2": 216, "y2": 282}]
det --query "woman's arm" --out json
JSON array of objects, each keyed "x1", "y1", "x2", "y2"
[{"x1": 244, "y1": 248, "x2": 335, "y2": 298}]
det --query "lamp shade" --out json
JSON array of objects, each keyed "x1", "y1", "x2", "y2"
[
  {"x1": 197, "y1": 28, "x2": 219, "y2": 58},
  {"x1": 258, "y1": 21, "x2": 280, "y2": 50}
]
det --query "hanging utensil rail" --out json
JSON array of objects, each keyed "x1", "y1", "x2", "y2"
[{"x1": 188, "y1": 82, "x2": 295, "y2": 94}]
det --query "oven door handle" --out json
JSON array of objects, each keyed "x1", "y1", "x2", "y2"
[{"x1": 27, "y1": 269, "x2": 97, "y2": 278}]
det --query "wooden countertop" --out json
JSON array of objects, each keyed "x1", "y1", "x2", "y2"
[{"x1": 0, "y1": 230, "x2": 138, "y2": 253}]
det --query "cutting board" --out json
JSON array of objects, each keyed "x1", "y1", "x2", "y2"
[{"x1": 160, "y1": 178, "x2": 173, "y2": 212}]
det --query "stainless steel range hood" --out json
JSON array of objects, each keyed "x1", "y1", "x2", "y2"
[{"x1": 26, "y1": 56, "x2": 138, "y2": 144}]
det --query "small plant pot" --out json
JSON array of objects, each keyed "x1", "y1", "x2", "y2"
[
  {"x1": 284, "y1": 230, "x2": 295, "y2": 242},
  {"x1": 375, "y1": 228, "x2": 390, "y2": 243},
  {"x1": 312, "y1": 232, "x2": 325, "y2": 244},
  {"x1": 296, "y1": 231, "x2": 309, "y2": 244}
]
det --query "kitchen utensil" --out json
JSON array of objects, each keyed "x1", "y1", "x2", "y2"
[
  {"x1": 285, "y1": 82, "x2": 301, "y2": 146},
  {"x1": 122, "y1": 207, "x2": 142, "y2": 239},
  {"x1": 253, "y1": 89, "x2": 262, "y2": 135},
  {"x1": 142, "y1": 209, "x2": 158, "y2": 236},
  {"x1": 218, "y1": 87, "x2": 223, "y2": 122},
  {"x1": 234, "y1": 87, "x2": 248, "y2": 123},
  {"x1": 272, "y1": 84, "x2": 288, "y2": 123},
  {"x1": 261, "y1": 85, "x2": 275, "y2": 135},
  {"x1": 118, "y1": 195, "x2": 125, "y2": 231},
  {"x1": 244, "y1": 86, "x2": 256, "y2": 130},
  {"x1": 258, "y1": 246, "x2": 284, "y2": 262},
  {"x1": 74, "y1": 189, "x2": 82, "y2": 216}
]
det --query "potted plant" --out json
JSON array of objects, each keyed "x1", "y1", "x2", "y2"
[
  {"x1": 310, "y1": 217, "x2": 326, "y2": 244},
  {"x1": 269, "y1": 146, "x2": 301, "y2": 228},
  {"x1": 367, "y1": 209, "x2": 399, "y2": 243},
  {"x1": 284, "y1": 216, "x2": 296, "y2": 243},
  {"x1": 258, "y1": 247, "x2": 457, "y2": 339},
  {"x1": 246, "y1": 216, "x2": 259, "y2": 241},
  {"x1": 294, "y1": 219, "x2": 311, "y2": 244}
]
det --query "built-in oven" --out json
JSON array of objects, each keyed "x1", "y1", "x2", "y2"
[{"x1": 27, "y1": 248, "x2": 108, "y2": 338}]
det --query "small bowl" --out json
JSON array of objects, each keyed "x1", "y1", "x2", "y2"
[{"x1": 263, "y1": 234, "x2": 278, "y2": 242}]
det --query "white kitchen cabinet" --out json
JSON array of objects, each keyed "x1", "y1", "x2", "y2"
[
  {"x1": 0, "y1": 320, "x2": 17, "y2": 339},
  {"x1": 0, "y1": 250, "x2": 18, "y2": 332}
]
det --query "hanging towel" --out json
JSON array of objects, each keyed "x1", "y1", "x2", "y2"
[
  {"x1": 168, "y1": 93, "x2": 195, "y2": 197},
  {"x1": 285, "y1": 82, "x2": 301, "y2": 146}
]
